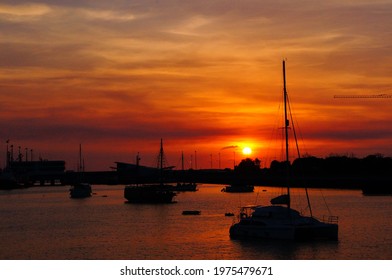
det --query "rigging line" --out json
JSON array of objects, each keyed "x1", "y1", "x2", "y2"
[
  {"x1": 287, "y1": 95, "x2": 332, "y2": 217},
  {"x1": 287, "y1": 95, "x2": 301, "y2": 158},
  {"x1": 175, "y1": 155, "x2": 182, "y2": 170},
  {"x1": 280, "y1": 90, "x2": 286, "y2": 162},
  {"x1": 286, "y1": 94, "x2": 307, "y2": 158},
  {"x1": 320, "y1": 188, "x2": 333, "y2": 216},
  {"x1": 287, "y1": 93, "x2": 313, "y2": 217},
  {"x1": 254, "y1": 188, "x2": 260, "y2": 205},
  {"x1": 263, "y1": 97, "x2": 284, "y2": 165}
]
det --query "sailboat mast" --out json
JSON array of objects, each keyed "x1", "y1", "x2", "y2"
[
  {"x1": 79, "y1": 143, "x2": 83, "y2": 172},
  {"x1": 283, "y1": 60, "x2": 291, "y2": 209},
  {"x1": 181, "y1": 151, "x2": 185, "y2": 171},
  {"x1": 160, "y1": 138, "x2": 164, "y2": 184}
]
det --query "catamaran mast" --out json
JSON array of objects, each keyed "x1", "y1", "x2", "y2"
[
  {"x1": 283, "y1": 60, "x2": 291, "y2": 209},
  {"x1": 283, "y1": 61, "x2": 313, "y2": 216}
]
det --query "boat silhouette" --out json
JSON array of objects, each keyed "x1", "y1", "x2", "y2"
[
  {"x1": 70, "y1": 144, "x2": 92, "y2": 198},
  {"x1": 229, "y1": 61, "x2": 339, "y2": 241},
  {"x1": 124, "y1": 139, "x2": 176, "y2": 203},
  {"x1": 221, "y1": 183, "x2": 254, "y2": 193}
]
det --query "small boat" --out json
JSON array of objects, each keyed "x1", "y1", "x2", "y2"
[
  {"x1": 225, "y1": 212, "x2": 235, "y2": 217},
  {"x1": 222, "y1": 184, "x2": 254, "y2": 193},
  {"x1": 362, "y1": 185, "x2": 392, "y2": 196},
  {"x1": 70, "y1": 183, "x2": 92, "y2": 198},
  {"x1": 182, "y1": 210, "x2": 201, "y2": 215},
  {"x1": 174, "y1": 152, "x2": 198, "y2": 192},
  {"x1": 70, "y1": 144, "x2": 92, "y2": 198},
  {"x1": 173, "y1": 182, "x2": 198, "y2": 192},
  {"x1": 229, "y1": 61, "x2": 338, "y2": 241},
  {"x1": 124, "y1": 184, "x2": 176, "y2": 203}
]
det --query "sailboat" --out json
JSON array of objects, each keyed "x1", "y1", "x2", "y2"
[
  {"x1": 229, "y1": 61, "x2": 339, "y2": 240},
  {"x1": 69, "y1": 144, "x2": 92, "y2": 198},
  {"x1": 124, "y1": 139, "x2": 176, "y2": 203},
  {"x1": 173, "y1": 152, "x2": 198, "y2": 192}
]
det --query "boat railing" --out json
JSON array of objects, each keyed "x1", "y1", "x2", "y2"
[{"x1": 322, "y1": 215, "x2": 339, "y2": 224}]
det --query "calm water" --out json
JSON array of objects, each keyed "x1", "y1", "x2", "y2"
[{"x1": 0, "y1": 184, "x2": 391, "y2": 260}]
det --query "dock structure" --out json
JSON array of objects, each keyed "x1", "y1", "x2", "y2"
[{"x1": 7, "y1": 160, "x2": 66, "y2": 186}]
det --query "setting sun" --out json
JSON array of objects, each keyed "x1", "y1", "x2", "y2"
[{"x1": 242, "y1": 147, "x2": 252, "y2": 155}]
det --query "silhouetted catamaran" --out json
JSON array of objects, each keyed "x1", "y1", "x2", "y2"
[{"x1": 229, "y1": 61, "x2": 339, "y2": 240}]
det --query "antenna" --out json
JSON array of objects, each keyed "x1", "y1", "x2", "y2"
[
  {"x1": 334, "y1": 94, "x2": 392, "y2": 98},
  {"x1": 334, "y1": 88, "x2": 392, "y2": 99}
]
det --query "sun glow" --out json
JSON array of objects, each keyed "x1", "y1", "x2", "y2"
[{"x1": 242, "y1": 147, "x2": 252, "y2": 155}]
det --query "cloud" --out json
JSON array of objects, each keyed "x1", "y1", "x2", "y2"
[
  {"x1": 0, "y1": 3, "x2": 51, "y2": 19},
  {"x1": 221, "y1": 145, "x2": 239, "y2": 150},
  {"x1": 1, "y1": 0, "x2": 392, "y2": 169}
]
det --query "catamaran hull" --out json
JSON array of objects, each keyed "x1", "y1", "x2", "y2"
[
  {"x1": 230, "y1": 224, "x2": 296, "y2": 239},
  {"x1": 229, "y1": 223, "x2": 338, "y2": 241},
  {"x1": 295, "y1": 224, "x2": 338, "y2": 241}
]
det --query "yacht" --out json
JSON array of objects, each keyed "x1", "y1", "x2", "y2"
[
  {"x1": 124, "y1": 139, "x2": 176, "y2": 203},
  {"x1": 229, "y1": 61, "x2": 338, "y2": 241}
]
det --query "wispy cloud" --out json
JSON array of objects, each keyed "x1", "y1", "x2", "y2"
[
  {"x1": 221, "y1": 145, "x2": 239, "y2": 150},
  {"x1": 1, "y1": 0, "x2": 392, "y2": 169},
  {"x1": 0, "y1": 3, "x2": 51, "y2": 19}
]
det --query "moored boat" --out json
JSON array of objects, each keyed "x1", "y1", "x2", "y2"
[
  {"x1": 174, "y1": 152, "x2": 198, "y2": 192},
  {"x1": 361, "y1": 177, "x2": 392, "y2": 196},
  {"x1": 229, "y1": 205, "x2": 338, "y2": 240},
  {"x1": 70, "y1": 183, "x2": 92, "y2": 198},
  {"x1": 124, "y1": 139, "x2": 177, "y2": 204},
  {"x1": 70, "y1": 144, "x2": 92, "y2": 198},
  {"x1": 173, "y1": 182, "x2": 198, "y2": 192},
  {"x1": 182, "y1": 210, "x2": 201, "y2": 215},
  {"x1": 362, "y1": 185, "x2": 392, "y2": 196},
  {"x1": 124, "y1": 184, "x2": 176, "y2": 203},
  {"x1": 222, "y1": 183, "x2": 254, "y2": 193},
  {"x1": 229, "y1": 61, "x2": 338, "y2": 241}
]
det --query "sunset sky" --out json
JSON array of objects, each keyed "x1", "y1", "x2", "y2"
[{"x1": 1, "y1": 0, "x2": 391, "y2": 171}]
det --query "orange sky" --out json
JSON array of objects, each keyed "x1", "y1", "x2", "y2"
[{"x1": 1, "y1": 1, "x2": 391, "y2": 170}]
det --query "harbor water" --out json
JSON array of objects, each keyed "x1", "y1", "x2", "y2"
[{"x1": 0, "y1": 184, "x2": 391, "y2": 260}]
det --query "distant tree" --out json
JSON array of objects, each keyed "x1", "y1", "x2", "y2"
[
  {"x1": 235, "y1": 158, "x2": 261, "y2": 174},
  {"x1": 269, "y1": 160, "x2": 290, "y2": 176},
  {"x1": 362, "y1": 154, "x2": 392, "y2": 175},
  {"x1": 292, "y1": 156, "x2": 324, "y2": 176}
]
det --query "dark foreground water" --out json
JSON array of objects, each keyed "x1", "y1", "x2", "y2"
[{"x1": 0, "y1": 184, "x2": 391, "y2": 260}]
